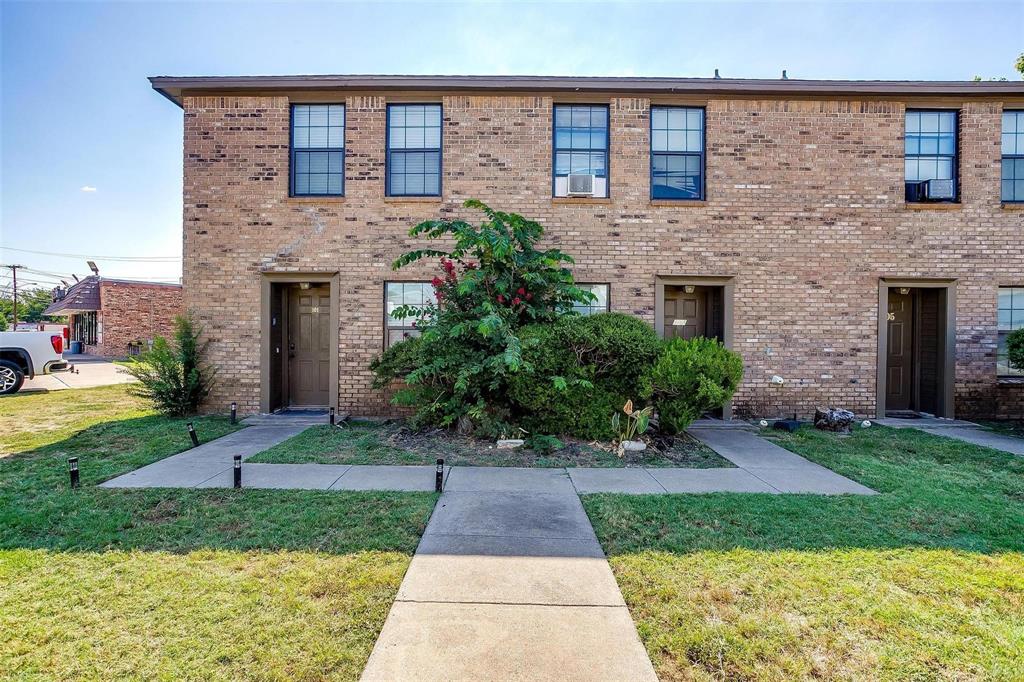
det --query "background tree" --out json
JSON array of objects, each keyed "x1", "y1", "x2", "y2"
[{"x1": 0, "y1": 287, "x2": 60, "y2": 328}]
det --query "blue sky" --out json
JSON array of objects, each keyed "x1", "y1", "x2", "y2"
[{"x1": 1, "y1": 0, "x2": 1021, "y2": 289}]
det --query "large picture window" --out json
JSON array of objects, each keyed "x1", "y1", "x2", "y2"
[
  {"x1": 651, "y1": 107, "x2": 704, "y2": 200},
  {"x1": 998, "y1": 287, "x2": 1024, "y2": 377},
  {"x1": 553, "y1": 104, "x2": 609, "y2": 198},
  {"x1": 290, "y1": 104, "x2": 345, "y2": 196},
  {"x1": 572, "y1": 283, "x2": 610, "y2": 316},
  {"x1": 385, "y1": 282, "x2": 432, "y2": 347},
  {"x1": 904, "y1": 110, "x2": 957, "y2": 202},
  {"x1": 1001, "y1": 110, "x2": 1024, "y2": 203},
  {"x1": 387, "y1": 104, "x2": 442, "y2": 197}
]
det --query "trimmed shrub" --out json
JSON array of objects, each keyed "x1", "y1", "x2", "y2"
[
  {"x1": 507, "y1": 313, "x2": 661, "y2": 439},
  {"x1": 641, "y1": 336, "x2": 743, "y2": 434},
  {"x1": 1008, "y1": 328, "x2": 1024, "y2": 374},
  {"x1": 123, "y1": 314, "x2": 216, "y2": 416}
]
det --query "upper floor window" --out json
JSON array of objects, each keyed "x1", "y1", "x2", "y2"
[
  {"x1": 573, "y1": 283, "x2": 610, "y2": 316},
  {"x1": 291, "y1": 104, "x2": 345, "y2": 196},
  {"x1": 387, "y1": 104, "x2": 442, "y2": 197},
  {"x1": 904, "y1": 110, "x2": 957, "y2": 202},
  {"x1": 385, "y1": 281, "x2": 432, "y2": 346},
  {"x1": 998, "y1": 287, "x2": 1024, "y2": 377},
  {"x1": 553, "y1": 104, "x2": 609, "y2": 198},
  {"x1": 651, "y1": 107, "x2": 705, "y2": 200},
  {"x1": 1001, "y1": 110, "x2": 1024, "y2": 203}
]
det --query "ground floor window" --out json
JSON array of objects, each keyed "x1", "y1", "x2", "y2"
[
  {"x1": 573, "y1": 283, "x2": 610, "y2": 316},
  {"x1": 72, "y1": 311, "x2": 98, "y2": 345},
  {"x1": 998, "y1": 286, "x2": 1024, "y2": 376},
  {"x1": 385, "y1": 281, "x2": 432, "y2": 347}
]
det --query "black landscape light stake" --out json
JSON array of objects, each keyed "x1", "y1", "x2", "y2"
[
  {"x1": 187, "y1": 422, "x2": 200, "y2": 448},
  {"x1": 233, "y1": 454, "x2": 242, "y2": 489},
  {"x1": 329, "y1": 407, "x2": 336, "y2": 426},
  {"x1": 230, "y1": 402, "x2": 237, "y2": 425},
  {"x1": 435, "y1": 458, "x2": 444, "y2": 493},
  {"x1": 68, "y1": 457, "x2": 80, "y2": 489}
]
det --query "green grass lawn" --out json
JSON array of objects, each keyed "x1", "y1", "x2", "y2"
[
  {"x1": 979, "y1": 419, "x2": 1024, "y2": 439},
  {"x1": 0, "y1": 386, "x2": 436, "y2": 680},
  {"x1": 583, "y1": 426, "x2": 1024, "y2": 681},
  {"x1": 249, "y1": 421, "x2": 730, "y2": 468}
]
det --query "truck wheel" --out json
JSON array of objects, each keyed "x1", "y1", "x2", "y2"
[{"x1": 0, "y1": 359, "x2": 25, "y2": 395}]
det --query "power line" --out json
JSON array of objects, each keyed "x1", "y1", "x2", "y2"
[{"x1": 0, "y1": 246, "x2": 181, "y2": 262}]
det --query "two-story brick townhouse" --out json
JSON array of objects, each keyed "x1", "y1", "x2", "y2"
[{"x1": 151, "y1": 74, "x2": 1024, "y2": 420}]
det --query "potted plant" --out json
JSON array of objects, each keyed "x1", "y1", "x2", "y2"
[{"x1": 611, "y1": 400, "x2": 652, "y2": 455}]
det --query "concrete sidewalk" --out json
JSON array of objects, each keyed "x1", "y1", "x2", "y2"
[
  {"x1": 876, "y1": 417, "x2": 1024, "y2": 457},
  {"x1": 22, "y1": 354, "x2": 136, "y2": 392},
  {"x1": 688, "y1": 427, "x2": 877, "y2": 494},
  {"x1": 361, "y1": 470, "x2": 658, "y2": 681},
  {"x1": 101, "y1": 421, "x2": 876, "y2": 496},
  {"x1": 99, "y1": 414, "x2": 323, "y2": 489}
]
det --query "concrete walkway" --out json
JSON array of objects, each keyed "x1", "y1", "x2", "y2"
[
  {"x1": 876, "y1": 417, "x2": 1024, "y2": 456},
  {"x1": 361, "y1": 470, "x2": 658, "y2": 681},
  {"x1": 102, "y1": 419, "x2": 875, "y2": 496},
  {"x1": 688, "y1": 427, "x2": 877, "y2": 494},
  {"x1": 22, "y1": 354, "x2": 136, "y2": 392},
  {"x1": 100, "y1": 414, "x2": 323, "y2": 489}
]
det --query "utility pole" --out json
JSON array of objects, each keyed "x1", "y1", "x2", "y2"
[{"x1": 5, "y1": 264, "x2": 24, "y2": 329}]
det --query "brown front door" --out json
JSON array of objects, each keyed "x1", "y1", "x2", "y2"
[
  {"x1": 287, "y1": 285, "x2": 331, "y2": 407},
  {"x1": 664, "y1": 288, "x2": 707, "y2": 340},
  {"x1": 886, "y1": 289, "x2": 914, "y2": 412}
]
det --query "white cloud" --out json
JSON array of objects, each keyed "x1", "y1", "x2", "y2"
[{"x1": 80, "y1": 185, "x2": 97, "y2": 192}]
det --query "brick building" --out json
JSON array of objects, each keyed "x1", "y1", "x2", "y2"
[
  {"x1": 150, "y1": 75, "x2": 1024, "y2": 420},
  {"x1": 44, "y1": 276, "x2": 183, "y2": 358}
]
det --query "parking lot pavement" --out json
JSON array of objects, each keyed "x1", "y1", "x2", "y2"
[{"x1": 20, "y1": 354, "x2": 136, "y2": 392}]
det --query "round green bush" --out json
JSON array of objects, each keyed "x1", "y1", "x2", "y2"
[
  {"x1": 508, "y1": 313, "x2": 661, "y2": 439},
  {"x1": 641, "y1": 336, "x2": 744, "y2": 434}
]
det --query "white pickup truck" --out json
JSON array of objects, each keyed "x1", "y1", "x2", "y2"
[{"x1": 0, "y1": 331, "x2": 69, "y2": 394}]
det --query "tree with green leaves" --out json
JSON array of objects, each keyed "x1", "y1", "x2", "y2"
[
  {"x1": 372, "y1": 199, "x2": 594, "y2": 434},
  {"x1": 123, "y1": 314, "x2": 216, "y2": 416},
  {"x1": 0, "y1": 287, "x2": 59, "y2": 328}
]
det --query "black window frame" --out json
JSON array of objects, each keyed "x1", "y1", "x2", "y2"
[
  {"x1": 573, "y1": 282, "x2": 611, "y2": 316},
  {"x1": 289, "y1": 103, "x2": 346, "y2": 198},
  {"x1": 998, "y1": 286, "x2": 1024, "y2": 377},
  {"x1": 904, "y1": 109, "x2": 959, "y2": 203},
  {"x1": 552, "y1": 103, "x2": 611, "y2": 198},
  {"x1": 385, "y1": 103, "x2": 443, "y2": 198},
  {"x1": 649, "y1": 105, "x2": 706, "y2": 201},
  {"x1": 1001, "y1": 110, "x2": 1024, "y2": 204}
]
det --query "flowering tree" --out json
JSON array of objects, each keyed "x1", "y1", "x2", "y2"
[{"x1": 377, "y1": 199, "x2": 594, "y2": 433}]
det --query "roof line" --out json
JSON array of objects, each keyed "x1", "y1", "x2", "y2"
[{"x1": 149, "y1": 74, "x2": 1024, "y2": 107}]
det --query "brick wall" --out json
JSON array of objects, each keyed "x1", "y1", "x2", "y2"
[
  {"x1": 87, "y1": 281, "x2": 183, "y2": 358},
  {"x1": 181, "y1": 92, "x2": 1024, "y2": 419}
]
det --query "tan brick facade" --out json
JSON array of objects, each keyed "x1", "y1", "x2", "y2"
[
  {"x1": 76, "y1": 281, "x2": 182, "y2": 358},
  {"x1": 178, "y1": 88, "x2": 1024, "y2": 419}
]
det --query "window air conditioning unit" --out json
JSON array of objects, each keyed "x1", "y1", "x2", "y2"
[
  {"x1": 925, "y1": 178, "x2": 955, "y2": 200},
  {"x1": 567, "y1": 173, "x2": 595, "y2": 196}
]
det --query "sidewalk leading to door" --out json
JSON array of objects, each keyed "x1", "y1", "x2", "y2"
[
  {"x1": 361, "y1": 471, "x2": 658, "y2": 681},
  {"x1": 877, "y1": 417, "x2": 1024, "y2": 456},
  {"x1": 99, "y1": 414, "x2": 319, "y2": 489},
  {"x1": 100, "y1": 417, "x2": 876, "y2": 495}
]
